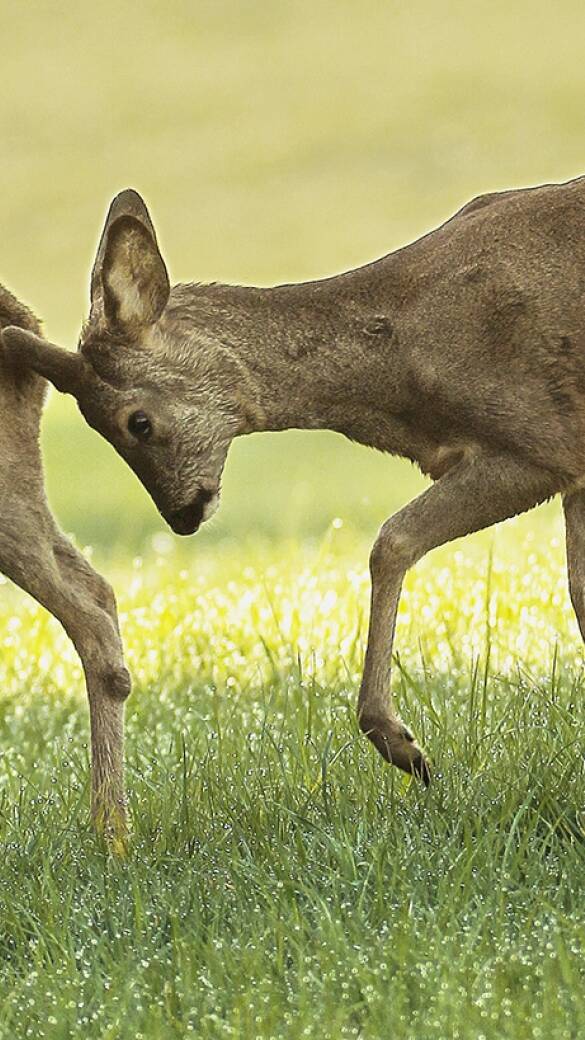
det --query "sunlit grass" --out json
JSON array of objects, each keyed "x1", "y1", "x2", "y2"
[{"x1": 0, "y1": 520, "x2": 584, "y2": 1038}]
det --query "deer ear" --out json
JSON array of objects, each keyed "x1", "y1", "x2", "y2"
[
  {"x1": 0, "y1": 327, "x2": 86, "y2": 395},
  {"x1": 91, "y1": 190, "x2": 170, "y2": 333}
]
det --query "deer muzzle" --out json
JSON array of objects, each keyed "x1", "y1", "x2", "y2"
[{"x1": 166, "y1": 488, "x2": 217, "y2": 535}]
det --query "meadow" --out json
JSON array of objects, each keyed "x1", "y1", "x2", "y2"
[
  {"x1": 2, "y1": 1, "x2": 585, "y2": 1037},
  {"x1": 1, "y1": 519, "x2": 584, "y2": 1039}
]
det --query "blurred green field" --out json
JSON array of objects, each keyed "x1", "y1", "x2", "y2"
[{"x1": 2, "y1": 2, "x2": 585, "y2": 1038}]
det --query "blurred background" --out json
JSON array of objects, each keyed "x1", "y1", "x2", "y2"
[{"x1": 3, "y1": 0, "x2": 585, "y2": 560}]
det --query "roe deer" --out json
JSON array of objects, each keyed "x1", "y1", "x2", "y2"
[
  {"x1": 6, "y1": 175, "x2": 585, "y2": 784},
  {"x1": 0, "y1": 285, "x2": 130, "y2": 845}
]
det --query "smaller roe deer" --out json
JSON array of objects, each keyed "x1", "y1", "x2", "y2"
[
  {"x1": 6, "y1": 176, "x2": 585, "y2": 785},
  {"x1": 0, "y1": 285, "x2": 130, "y2": 846}
]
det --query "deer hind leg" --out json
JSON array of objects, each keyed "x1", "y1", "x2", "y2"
[
  {"x1": 51, "y1": 530, "x2": 131, "y2": 846},
  {"x1": 359, "y1": 452, "x2": 561, "y2": 783},
  {"x1": 0, "y1": 508, "x2": 131, "y2": 849},
  {"x1": 563, "y1": 490, "x2": 585, "y2": 642}
]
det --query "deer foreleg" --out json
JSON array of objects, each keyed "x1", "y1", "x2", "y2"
[{"x1": 359, "y1": 452, "x2": 560, "y2": 782}]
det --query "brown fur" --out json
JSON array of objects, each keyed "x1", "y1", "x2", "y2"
[
  {"x1": 7, "y1": 175, "x2": 585, "y2": 783},
  {"x1": 0, "y1": 284, "x2": 130, "y2": 845}
]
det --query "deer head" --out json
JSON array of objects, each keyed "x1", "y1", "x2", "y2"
[{"x1": 2, "y1": 190, "x2": 253, "y2": 534}]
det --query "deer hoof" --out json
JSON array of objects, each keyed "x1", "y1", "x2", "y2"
[{"x1": 359, "y1": 712, "x2": 431, "y2": 785}]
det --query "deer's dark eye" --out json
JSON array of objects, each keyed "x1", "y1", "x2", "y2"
[{"x1": 127, "y1": 410, "x2": 152, "y2": 441}]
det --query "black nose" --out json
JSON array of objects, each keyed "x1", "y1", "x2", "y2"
[{"x1": 167, "y1": 489, "x2": 214, "y2": 536}]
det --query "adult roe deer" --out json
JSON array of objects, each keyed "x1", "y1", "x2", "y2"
[
  {"x1": 6, "y1": 174, "x2": 585, "y2": 784},
  {"x1": 0, "y1": 285, "x2": 130, "y2": 845}
]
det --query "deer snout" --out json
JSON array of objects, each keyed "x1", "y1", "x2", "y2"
[{"x1": 167, "y1": 488, "x2": 218, "y2": 536}]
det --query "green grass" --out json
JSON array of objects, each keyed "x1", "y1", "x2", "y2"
[
  {"x1": 0, "y1": 520, "x2": 584, "y2": 1039},
  {"x1": 3, "y1": 1, "x2": 585, "y2": 1036}
]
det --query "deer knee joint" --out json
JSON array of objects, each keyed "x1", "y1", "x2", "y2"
[
  {"x1": 86, "y1": 655, "x2": 131, "y2": 702},
  {"x1": 370, "y1": 520, "x2": 416, "y2": 579},
  {"x1": 88, "y1": 639, "x2": 131, "y2": 702},
  {"x1": 108, "y1": 664, "x2": 132, "y2": 702}
]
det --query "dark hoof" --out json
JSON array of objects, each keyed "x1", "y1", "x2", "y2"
[{"x1": 359, "y1": 711, "x2": 431, "y2": 786}]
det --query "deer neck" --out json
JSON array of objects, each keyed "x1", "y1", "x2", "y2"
[{"x1": 169, "y1": 273, "x2": 404, "y2": 448}]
